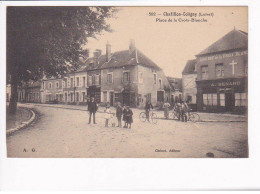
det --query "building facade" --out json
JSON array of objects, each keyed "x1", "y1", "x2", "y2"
[
  {"x1": 41, "y1": 78, "x2": 63, "y2": 103},
  {"x1": 33, "y1": 40, "x2": 172, "y2": 108},
  {"x1": 195, "y1": 29, "x2": 248, "y2": 113},
  {"x1": 182, "y1": 59, "x2": 197, "y2": 110},
  {"x1": 98, "y1": 40, "x2": 171, "y2": 107},
  {"x1": 167, "y1": 76, "x2": 182, "y2": 105}
]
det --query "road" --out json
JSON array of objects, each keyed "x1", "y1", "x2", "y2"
[{"x1": 6, "y1": 104, "x2": 248, "y2": 158}]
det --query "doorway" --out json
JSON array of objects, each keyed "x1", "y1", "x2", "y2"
[
  {"x1": 122, "y1": 92, "x2": 130, "y2": 106},
  {"x1": 110, "y1": 92, "x2": 114, "y2": 106},
  {"x1": 225, "y1": 93, "x2": 233, "y2": 112}
]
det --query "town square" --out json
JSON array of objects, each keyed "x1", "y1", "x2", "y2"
[{"x1": 6, "y1": 6, "x2": 248, "y2": 158}]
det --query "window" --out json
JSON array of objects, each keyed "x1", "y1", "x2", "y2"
[
  {"x1": 159, "y1": 79, "x2": 162, "y2": 89},
  {"x1": 67, "y1": 78, "x2": 70, "y2": 88},
  {"x1": 203, "y1": 93, "x2": 217, "y2": 106},
  {"x1": 123, "y1": 72, "x2": 130, "y2": 82},
  {"x1": 82, "y1": 92, "x2": 85, "y2": 102},
  {"x1": 76, "y1": 92, "x2": 79, "y2": 102},
  {"x1": 70, "y1": 78, "x2": 74, "y2": 88},
  {"x1": 201, "y1": 66, "x2": 209, "y2": 79},
  {"x1": 83, "y1": 76, "x2": 86, "y2": 87},
  {"x1": 62, "y1": 80, "x2": 65, "y2": 88},
  {"x1": 98, "y1": 75, "x2": 101, "y2": 85},
  {"x1": 103, "y1": 91, "x2": 107, "y2": 102},
  {"x1": 107, "y1": 73, "x2": 113, "y2": 83},
  {"x1": 235, "y1": 93, "x2": 247, "y2": 106},
  {"x1": 88, "y1": 75, "x2": 92, "y2": 86},
  {"x1": 42, "y1": 82, "x2": 45, "y2": 89},
  {"x1": 212, "y1": 93, "x2": 217, "y2": 106},
  {"x1": 56, "y1": 82, "x2": 59, "y2": 88},
  {"x1": 220, "y1": 93, "x2": 225, "y2": 106},
  {"x1": 92, "y1": 75, "x2": 95, "y2": 85},
  {"x1": 153, "y1": 73, "x2": 157, "y2": 84},
  {"x1": 49, "y1": 82, "x2": 52, "y2": 89},
  {"x1": 138, "y1": 72, "x2": 143, "y2": 83},
  {"x1": 76, "y1": 77, "x2": 80, "y2": 87},
  {"x1": 65, "y1": 92, "x2": 67, "y2": 102},
  {"x1": 216, "y1": 63, "x2": 224, "y2": 78}
]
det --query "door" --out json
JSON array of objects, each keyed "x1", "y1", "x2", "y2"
[
  {"x1": 225, "y1": 93, "x2": 233, "y2": 112},
  {"x1": 110, "y1": 92, "x2": 114, "y2": 106},
  {"x1": 122, "y1": 92, "x2": 130, "y2": 106}
]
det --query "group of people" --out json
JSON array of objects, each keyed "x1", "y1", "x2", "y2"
[
  {"x1": 105, "y1": 102, "x2": 133, "y2": 128},
  {"x1": 162, "y1": 100, "x2": 190, "y2": 122},
  {"x1": 87, "y1": 97, "x2": 133, "y2": 128},
  {"x1": 87, "y1": 96, "x2": 191, "y2": 126},
  {"x1": 174, "y1": 101, "x2": 190, "y2": 122}
]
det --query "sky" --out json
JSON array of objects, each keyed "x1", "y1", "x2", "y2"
[{"x1": 86, "y1": 7, "x2": 248, "y2": 78}]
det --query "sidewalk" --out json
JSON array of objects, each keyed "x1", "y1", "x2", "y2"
[{"x1": 21, "y1": 103, "x2": 247, "y2": 122}]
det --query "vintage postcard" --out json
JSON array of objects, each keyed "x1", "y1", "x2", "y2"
[{"x1": 6, "y1": 6, "x2": 248, "y2": 158}]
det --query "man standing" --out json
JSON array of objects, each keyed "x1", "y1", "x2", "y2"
[
  {"x1": 88, "y1": 97, "x2": 97, "y2": 124},
  {"x1": 145, "y1": 100, "x2": 153, "y2": 122},
  {"x1": 116, "y1": 102, "x2": 123, "y2": 127}
]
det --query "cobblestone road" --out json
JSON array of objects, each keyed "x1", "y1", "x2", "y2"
[{"x1": 6, "y1": 104, "x2": 248, "y2": 158}]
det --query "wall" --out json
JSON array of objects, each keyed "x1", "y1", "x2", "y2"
[
  {"x1": 197, "y1": 50, "x2": 248, "y2": 80},
  {"x1": 182, "y1": 73, "x2": 197, "y2": 104},
  {"x1": 41, "y1": 79, "x2": 63, "y2": 103},
  {"x1": 63, "y1": 72, "x2": 88, "y2": 104}
]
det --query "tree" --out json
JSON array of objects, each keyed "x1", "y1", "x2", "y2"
[{"x1": 7, "y1": 6, "x2": 117, "y2": 113}]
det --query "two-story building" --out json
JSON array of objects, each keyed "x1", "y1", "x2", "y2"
[
  {"x1": 62, "y1": 67, "x2": 88, "y2": 105},
  {"x1": 41, "y1": 78, "x2": 63, "y2": 103},
  {"x1": 182, "y1": 59, "x2": 197, "y2": 110},
  {"x1": 167, "y1": 76, "x2": 182, "y2": 105},
  {"x1": 195, "y1": 29, "x2": 248, "y2": 113},
  {"x1": 17, "y1": 81, "x2": 41, "y2": 103},
  {"x1": 83, "y1": 40, "x2": 171, "y2": 107}
]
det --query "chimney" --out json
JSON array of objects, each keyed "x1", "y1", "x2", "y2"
[
  {"x1": 129, "y1": 39, "x2": 136, "y2": 54},
  {"x1": 106, "y1": 41, "x2": 111, "y2": 62},
  {"x1": 93, "y1": 49, "x2": 102, "y2": 66}
]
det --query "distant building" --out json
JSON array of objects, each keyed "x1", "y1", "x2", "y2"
[
  {"x1": 30, "y1": 40, "x2": 172, "y2": 107},
  {"x1": 41, "y1": 78, "x2": 63, "y2": 103},
  {"x1": 79, "y1": 40, "x2": 171, "y2": 107},
  {"x1": 167, "y1": 76, "x2": 182, "y2": 105},
  {"x1": 196, "y1": 29, "x2": 248, "y2": 113},
  {"x1": 182, "y1": 59, "x2": 197, "y2": 107},
  {"x1": 17, "y1": 81, "x2": 41, "y2": 103}
]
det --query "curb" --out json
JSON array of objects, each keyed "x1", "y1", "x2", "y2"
[
  {"x1": 6, "y1": 108, "x2": 36, "y2": 136},
  {"x1": 197, "y1": 120, "x2": 247, "y2": 123}
]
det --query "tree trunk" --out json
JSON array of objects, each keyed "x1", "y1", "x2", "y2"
[{"x1": 8, "y1": 77, "x2": 18, "y2": 114}]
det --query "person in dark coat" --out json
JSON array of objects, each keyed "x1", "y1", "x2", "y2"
[
  {"x1": 122, "y1": 104, "x2": 127, "y2": 128},
  {"x1": 145, "y1": 100, "x2": 153, "y2": 122},
  {"x1": 88, "y1": 97, "x2": 97, "y2": 124},
  {"x1": 125, "y1": 106, "x2": 133, "y2": 129},
  {"x1": 116, "y1": 102, "x2": 123, "y2": 127}
]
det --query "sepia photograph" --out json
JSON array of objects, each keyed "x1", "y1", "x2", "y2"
[{"x1": 6, "y1": 6, "x2": 248, "y2": 158}]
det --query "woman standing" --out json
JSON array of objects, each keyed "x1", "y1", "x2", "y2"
[
  {"x1": 163, "y1": 101, "x2": 171, "y2": 119},
  {"x1": 125, "y1": 106, "x2": 133, "y2": 129}
]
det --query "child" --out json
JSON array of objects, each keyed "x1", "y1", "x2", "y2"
[
  {"x1": 122, "y1": 105, "x2": 128, "y2": 128},
  {"x1": 104, "y1": 105, "x2": 112, "y2": 127},
  {"x1": 125, "y1": 106, "x2": 133, "y2": 129},
  {"x1": 111, "y1": 113, "x2": 116, "y2": 127}
]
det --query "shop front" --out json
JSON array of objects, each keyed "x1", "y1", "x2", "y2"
[{"x1": 196, "y1": 77, "x2": 247, "y2": 114}]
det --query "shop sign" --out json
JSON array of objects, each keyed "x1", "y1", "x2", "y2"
[
  {"x1": 210, "y1": 80, "x2": 241, "y2": 87},
  {"x1": 199, "y1": 50, "x2": 248, "y2": 62}
]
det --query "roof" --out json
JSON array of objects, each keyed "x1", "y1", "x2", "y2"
[
  {"x1": 197, "y1": 29, "x2": 248, "y2": 56},
  {"x1": 79, "y1": 49, "x2": 161, "y2": 71},
  {"x1": 167, "y1": 76, "x2": 182, "y2": 91},
  {"x1": 182, "y1": 59, "x2": 197, "y2": 74}
]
